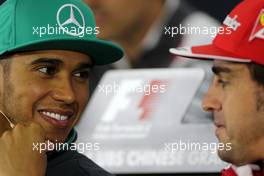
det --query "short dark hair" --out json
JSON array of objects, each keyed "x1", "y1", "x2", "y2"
[{"x1": 247, "y1": 63, "x2": 264, "y2": 87}]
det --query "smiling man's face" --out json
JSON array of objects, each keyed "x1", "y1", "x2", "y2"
[
  {"x1": 202, "y1": 61, "x2": 264, "y2": 165},
  {"x1": 0, "y1": 50, "x2": 92, "y2": 143}
]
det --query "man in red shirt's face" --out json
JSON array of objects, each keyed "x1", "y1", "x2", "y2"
[
  {"x1": 202, "y1": 60, "x2": 264, "y2": 166},
  {"x1": 170, "y1": 0, "x2": 264, "y2": 173}
]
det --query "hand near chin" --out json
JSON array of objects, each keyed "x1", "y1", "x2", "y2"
[{"x1": 0, "y1": 114, "x2": 47, "y2": 176}]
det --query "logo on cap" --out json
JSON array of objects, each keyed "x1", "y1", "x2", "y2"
[
  {"x1": 56, "y1": 4, "x2": 85, "y2": 37},
  {"x1": 249, "y1": 9, "x2": 264, "y2": 41},
  {"x1": 260, "y1": 13, "x2": 264, "y2": 26},
  {"x1": 223, "y1": 15, "x2": 241, "y2": 31}
]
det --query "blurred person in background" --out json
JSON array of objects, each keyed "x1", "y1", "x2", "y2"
[
  {"x1": 84, "y1": 0, "x2": 218, "y2": 79},
  {"x1": 187, "y1": 0, "x2": 241, "y2": 21},
  {"x1": 84, "y1": 0, "x2": 219, "y2": 122}
]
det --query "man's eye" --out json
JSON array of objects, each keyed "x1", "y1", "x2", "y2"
[
  {"x1": 217, "y1": 79, "x2": 228, "y2": 89},
  {"x1": 73, "y1": 70, "x2": 90, "y2": 79},
  {"x1": 38, "y1": 66, "x2": 57, "y2": 75}
]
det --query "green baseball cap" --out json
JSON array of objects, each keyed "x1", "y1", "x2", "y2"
[{"x1": 0, "y1": 0, "x2": 124, "y2": 65}]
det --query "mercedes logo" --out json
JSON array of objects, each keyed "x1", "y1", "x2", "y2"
[{"x1": 57, "y1": 4, "x2": 85, "y2": 36}]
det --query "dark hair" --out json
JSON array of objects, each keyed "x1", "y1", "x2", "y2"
[{"x1": 247, "y1": 63, "x2": 264, "y2": 87}]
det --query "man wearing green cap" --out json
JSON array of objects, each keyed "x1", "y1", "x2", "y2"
[{"x1": 0, "y1": 0, "x2": 123, "y2": 175}]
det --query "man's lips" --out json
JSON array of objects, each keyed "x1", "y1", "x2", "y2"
[
  {"x1": 214, "y1": 121, "x2": 226, "y2": 135},
  {"x1": 215, "y1": 123, "x2": 225, "y2": 128},
  {"x1": 38, "y1": 109, "x2": 74, "y2": 128}
]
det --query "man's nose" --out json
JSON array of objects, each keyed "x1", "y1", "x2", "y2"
[
  {"x1": 202, "y1": 84, "x2": 222, "y2": 112},
  {"x1": 51, "y1": 78, "x2": 76, "y2": 104}
]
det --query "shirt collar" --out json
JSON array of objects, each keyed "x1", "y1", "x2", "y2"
[{"x1": 231, "y1": 164, "x2": 261, "y2": 176}]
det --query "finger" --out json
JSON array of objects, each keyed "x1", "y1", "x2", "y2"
[
  {"x1": 29, "y1": 122, "x2": 46, "y2": 140},
  {"x1": 12, "y1": 122, "x2": 46, "y2": 143}
]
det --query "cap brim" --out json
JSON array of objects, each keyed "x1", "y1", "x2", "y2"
[
  {"x1": 169, "y1": 44, "x2": 251, "y2": 63},
  {"x1": 8, "y1": 38, "x2": 124, "y2": 65}
]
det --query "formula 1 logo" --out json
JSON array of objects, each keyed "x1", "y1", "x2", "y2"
[
  {"x1": 56, "y1": 4, "x2": 85, "y2": 36},
  {"x1": 249, "y1": 9, "x2": 264, "y2": 41},
  {"x1": 100, "y1": 79, "x2": 167, "y2": 123},
  {"x1": 138, "y1": 80, "x2": 167, "y2": 121}
]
